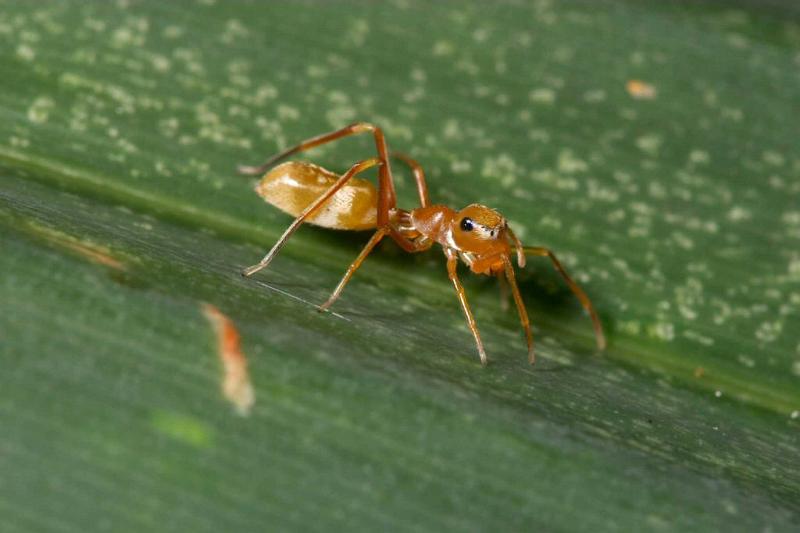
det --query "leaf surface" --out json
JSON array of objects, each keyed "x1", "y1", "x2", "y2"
[{"x1": 1, "y1": 1, "x2": 798, "y2": 531}]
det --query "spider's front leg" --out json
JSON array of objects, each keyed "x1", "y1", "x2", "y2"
[{"x1": 444, "y1": 248, "x2": 488, "y2": 366}]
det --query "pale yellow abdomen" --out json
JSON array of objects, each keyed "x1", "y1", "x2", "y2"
[{"x1": 255, "y1": 161, "x2": 378, "y2": 230}]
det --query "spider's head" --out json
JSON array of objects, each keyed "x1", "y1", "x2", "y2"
[{"x1": 451, "y1": 204, "x2": 509, "y2": 253}]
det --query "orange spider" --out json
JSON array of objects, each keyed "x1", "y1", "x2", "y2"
[{"x1": 239, "y1": 123, "x2": 605, "y2": 365}]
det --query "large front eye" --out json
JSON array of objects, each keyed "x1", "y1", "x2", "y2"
[{"x1": 460, "y1": 217, "x2": 474, "y2": 232}]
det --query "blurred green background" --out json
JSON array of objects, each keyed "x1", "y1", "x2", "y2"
[{"x1": 1, "y1": 1, "x2": 798, "y2": 531}]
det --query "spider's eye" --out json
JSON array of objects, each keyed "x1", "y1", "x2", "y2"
[{"x1": 460, "y1": 217, "x2": 474, "y2": 232}]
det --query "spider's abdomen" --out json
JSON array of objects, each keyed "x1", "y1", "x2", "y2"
[{"x1": 255, "y1": 161, "x2": 378, "y2": 230}]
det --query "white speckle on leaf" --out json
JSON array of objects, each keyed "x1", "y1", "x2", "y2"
[
  {"x1": 163, "y1": 25, "x2": 184, "y2": 39},
  {"x1": 443, "y1": 119, "x2": 463, "y2": 140},
  {"x1": 220, "y1": 18, "x2": 249, "y2": 44},
  {"x1": 326, "y1": 105, "x2": 357, "y2": 128},
  {"x1": 672, "y1": 232, "x2": 694, "y2": 250},
  {"x1": 404, "y1": 86, "x2": 425, "y2": 104},
  {"x1": 586, "y1": 180, "x2": 619, "y2": 202},
  {"x1": 527, "y1": 129, "x2": 551, "y2": 143},
  {"x1": 111, "y1": 17, "x2": 149, "y2": 49},
  {"x1": 762, "y1": 150, "x2": 785, "y2": 167},
  {"x1": 16, "y1": 44, "x2": 35, "y2": 61},
  {"x1": 606, "y1": 209, "x2": 625, "y2": 223},
  {"x1": 649, "y1": 322, "x2": 675, "y2": 341},
  {"x1": 155, "y1": 160, "x2": 172, "y2": 177},
  {"x1": 432, "y1": 40, "x2": 454, "y2": 56},
  {"x1": 347, "y1": 18, "x2": 369, "y2": 47},
  {"x1": 481, "y1": 153, "x2": 521, "y2": 187},
  {"x1": 84, "y1": 18, "x2": 106, "y2": 32},
  {"x1": 618, "y1": 320, "x2": 641, "y2": 335},
  {"x1": 789, "y1": 259, "x2": 800, "y2": 281},
  {"x1": 529, "y1": 88, "x2": 555, "y2": 105},
  {"x1": 727, "y1": 206, "x2": 751, "y2": 222},
  {"x1": 636, "y1": 134, "x2": 662, "y2": 155},
  {"x1": 27, "y1": 96, "x2": 55, "y2": 124},
  {"x1": 150, "y1": 54, "x2": 170, "y2": 72},
  {"x1": 9, "y1": 136, "x2": 30, "y2": 148},
  {"x1": 557, "y1": 149, "x2": 588, "y2": 174},
  {"x1": 648, "y1": 181, "x2": 666, "y2": 199},
  {"x1": 689, "y1": 150, "x2": 710, "y2": 164},
  {"x1": 253, "y1": 84, "x2": 279, "y2": 105},
  {"x1": 474, "y1": 86, "x2": 491, "y2": 99},
  {"x1": 514, "y1": 31, "x2": 532, "y2": 47},
  {"x1": 472, "y1": 27, "x2": 490, "y2": 43},
  {"x1": 506, "y1": 222, "x2": 527, "y2": 241},
  {"x1": 755, "y1": 320, "x2": 782, "y2": 343},
  {"x1": 783, "y1": 211, "x2": 800, "y2": 226},
  {"x1": 450, "y1": 160, "x2": 471, "y2": 174},
  {"x1": 277, "y1": 105, "x2": 300, "y2": 121},
  {"x1": 683, "y1": 330, "x2": 714, "y2": 346},
  {"x1": 727, "y1": 33, "x2": 749, "y2": 49},
  {"x1": 158, "y1": 117, "x2": 180, "y2": 138}
]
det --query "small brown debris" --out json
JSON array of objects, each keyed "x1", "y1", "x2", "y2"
[
  {"x1": 626, "y1": 80, "x2": 657, "y2": 100},
  {"x1": 693, "y1": 366, "x2": 705, "y2": 378},
  {"x1": 202, "y1": 303, "x2": 255, "y2": 416}
]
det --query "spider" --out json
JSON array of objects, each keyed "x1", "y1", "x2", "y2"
[{"x1": 238, "y1": 123, "x2": 605, "y2": 365}]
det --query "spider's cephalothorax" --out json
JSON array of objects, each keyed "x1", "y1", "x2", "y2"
[
  {"x1": 404, "y1": 204, "x2": 512, "y2": 275},
  {"x1": 239, "y1": 122, "x2": 606, "y2": 365}
]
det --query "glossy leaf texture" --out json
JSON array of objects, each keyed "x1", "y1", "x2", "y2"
[{"x1": 1, "y1": 1, "x2": 798, "y2": 531}]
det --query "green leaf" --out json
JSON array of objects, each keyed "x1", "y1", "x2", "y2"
[{"x1": 1, "y1": 1, "x2": 798, "y2": 531}]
